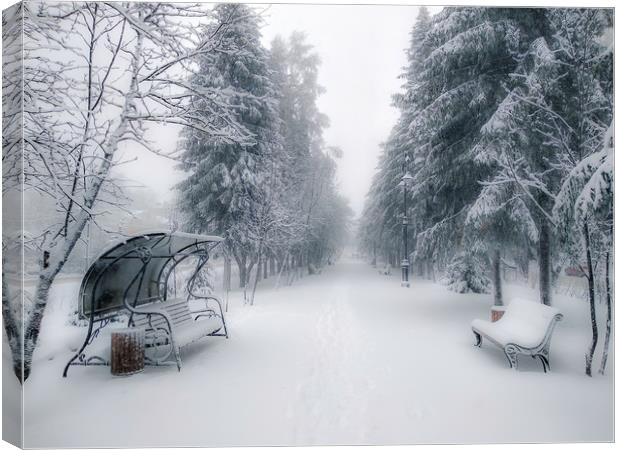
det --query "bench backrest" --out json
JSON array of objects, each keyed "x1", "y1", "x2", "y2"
[
  {"x1": 132, "y1": 300, "x2": 193, "y2": 330},
  {"x1": 500, "y1": 299, "x2": 562, "y2": 344},
  {"x1": 504, "y1": 298, "x2": 561, "y2": 323}
]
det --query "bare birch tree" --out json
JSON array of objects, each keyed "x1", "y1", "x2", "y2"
[{"x1": 3, "y1": 1, "x2": 250, "y2": 381}]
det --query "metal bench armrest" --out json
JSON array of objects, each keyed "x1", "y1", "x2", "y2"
[
  {"x1": 127, "y1": 303, "x2": 174, "y2": 336},
  {"x1": 189, "y1": 294, "x2": 228, "y2": 337}
]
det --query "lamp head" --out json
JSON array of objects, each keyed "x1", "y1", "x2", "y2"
[{"x1": 401, "y1": 171, "x2": 413, "y2": 185}]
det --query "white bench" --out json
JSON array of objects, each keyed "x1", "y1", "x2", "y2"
[
  {"x1": 471, "y1": 299, "x2": 563, "y2": 372},
  {"x1": 131, "y1": 297, "x2": 227, "y2": 370}
]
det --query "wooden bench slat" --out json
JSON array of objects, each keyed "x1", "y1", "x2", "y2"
[
  {"x1": 165, "y1": 305, "x2": 188, "y2": 312},
  {"x1": 128, "y1": 297, "x2": 226, "y2": 370}
]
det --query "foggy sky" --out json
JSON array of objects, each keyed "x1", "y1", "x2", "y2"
[
  {"x1": 117, "y1": 3, "x2": 441, "y2": 218},
  {"x1": 262, "y1": 4, "x2": 441, "y2": 217}
]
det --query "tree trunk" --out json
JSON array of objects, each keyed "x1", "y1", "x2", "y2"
[
  {"x1": 275, "y1": 253, "x2": 287, "y2": 289},
  {"x1": 2, "y1": 270, "x2": 23, "y2": 383},
  {"x1": 255, "y1": 257, "x2": 262, "y2": 283},
  {"x1": 427, "y1": 260, "x2": 435, "y2": 281},
  {"x1": 263, "y1": 256, "x2": 268, "y2": 280},
  {"x1": 23, "y1": 273, "x2": 54, "y2": 380},
  {"x1": 287, "y1": 254, "x2": 296, "y2": 286},
  {"x1": 240, "y1": 264, "x2": 247, "y2": 288},
  {"x1": 539, "y1": 219, "x2": 552, "y2": 306},
  {"x1": 223, "y1": 253, "x2": 231, "y2": 312},
  {"x1": 269, "y1": 257, "x2": 276, "y2": 277},
  {"x1": 599, "y1": 251, "x2": 612, "y2": 375},
  {"x1": 492, "y1": 248, "x2": 503, "y2": 307},
  {"x1": 236, "y1": 258, "x2": 247, "y2": 288},
  {"x1": 583, "y1": 222, "x2": 598, "y2": 377},
  {"x1": 223, "y1": 253, "x2": 231, "y2": 291},
  {"x1": 247, "y1": 257, "x2": 256, "y2": 278},
  {"x1": 250, "y1": 248, "x2": 263, "y2": 306}
]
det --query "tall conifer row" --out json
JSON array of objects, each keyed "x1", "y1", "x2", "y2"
[
  {"x1": 360, "y1": 6, "x2": 613, "y2": 312},
  {"x1": 407, "y1": 8, "x2": 552, "y2": 293},
  {"x1": 358, "y1": 7, "x2": 431, "y2": 272},
  {"x1": 270, "y1": 33, "x2": 352, "y2": 274},
  {"x1": 178, "y1": 6, "x2": 350, "y2": 290},
  {"x1": 474, "y1": 8, "x2": 613, "y2": 307},
  {"x1": 178, "y1": 3, "x2": 282, "y2": 287}
]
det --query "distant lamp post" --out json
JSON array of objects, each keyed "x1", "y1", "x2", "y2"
[{"x1": 399, "y1": 161, "x2": 413, "y2": 288}]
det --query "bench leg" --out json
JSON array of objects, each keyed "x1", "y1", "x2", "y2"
[
  {"x1": 63, "y1": 315, "x2": 106, "y2": 377},
  {"x1": 174, "y1": 346, "x2": 182, "y2": 372},
  {"x1": 473, "y1": 331, "x2": 482, "y2": 347},
  {"x1": 220, "y1": 310, "x2": 229, "y2": 339},
  {"x1": 504, "y1": 345, "x2": 519, "y2": 370},
  {"x1": 207, "y1": 295, "x2": 229, "y2": 339},
  {"x1": 537, "y1": 354, "x2": 550, "y2": 373}
]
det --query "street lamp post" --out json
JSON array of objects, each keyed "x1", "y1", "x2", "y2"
[{"x1": 400, "y1": 168, "x2": 413, "y2": 288}]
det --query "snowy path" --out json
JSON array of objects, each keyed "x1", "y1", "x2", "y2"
[{"x1": 14, "y1": 258, "x2": 614, "y2": 447}]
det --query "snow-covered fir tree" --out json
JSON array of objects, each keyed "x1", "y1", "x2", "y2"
[
  {"x1": 178, "y1": 12, "x2": 350, "y2": 292},
  {"x1": 269, "y1": 32, "x2": 351, "y2": 273},
  {"x1": 361, "y1": 7, "x2": 612, "y2": 307},
  {"x1": 358, "y1": 7, "x2": 432, "y2": 274},
  {"x1": 362, "y1": 7, "x2": 550, "y2": 293},
  {"x1": 360, "y1": 6, "x2": 613, "y2": 376},
  {"x1": 475, "y1": 8, "x2": 613, "y2": 308},
  {"x1": 473, "y1": 8, "x2": 612, "y2": 374},
  {"x1": 177, "y1": 4, "x2": 283, "y2": 288}
]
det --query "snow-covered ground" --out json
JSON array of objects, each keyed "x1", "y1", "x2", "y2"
[{"x1": 6, "y1": 258, "x2": 614, "y2": 447}]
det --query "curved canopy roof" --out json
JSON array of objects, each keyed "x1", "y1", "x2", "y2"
[{"x1": 79, "y1": 231, "x2": 223, "y2": 318}]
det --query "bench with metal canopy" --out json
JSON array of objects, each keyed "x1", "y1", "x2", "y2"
[{"x1": 63, "y1": 231, "x2": 228, "y2": 377}]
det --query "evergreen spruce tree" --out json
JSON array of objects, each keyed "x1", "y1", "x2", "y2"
[
  {"x1": 407, "y1": 7, "x2": 550, "y2": 292},
  {"x1": 475, "y1": 8, "x2": 612, "y2": 307},
  {"x1": 361, "y1": 7, "x2": 547, "y2": 291},
  {"x1": 270, "y1": 32, "x2": 348, "y2": 272},
  {"x1": 359, "y1": 7, "x2": 432, "y2": 272},
  {"x1": 177, "y1": 4, "x2": 282, "y2": 288}
]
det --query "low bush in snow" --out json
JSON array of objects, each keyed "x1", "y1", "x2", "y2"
[{"x1": 443, "y1": 252, "x2": 490, "y2": 294}]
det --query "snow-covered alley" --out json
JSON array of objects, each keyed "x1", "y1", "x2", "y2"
[
  {"x1": 3, "y1": 4, "x2": 614, "y2": 449},
  {"x1": 12, "y1": 257, "x2": 612, "y2": 447}
]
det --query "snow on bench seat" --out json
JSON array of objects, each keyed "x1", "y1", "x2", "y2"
[
  {"x1": 174, "y1": 314, "x2": 222, "y2": 347},
  {"x1": 133, "y1": 298, "x2": 225, "y2": 369},
  {"x1": 471, "y1": 298, "x2": 563, "y2": 372}
]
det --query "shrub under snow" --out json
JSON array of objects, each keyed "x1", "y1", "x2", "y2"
[{"x1": 442, "y1": 252, "x2": 490, "y2": 294}]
